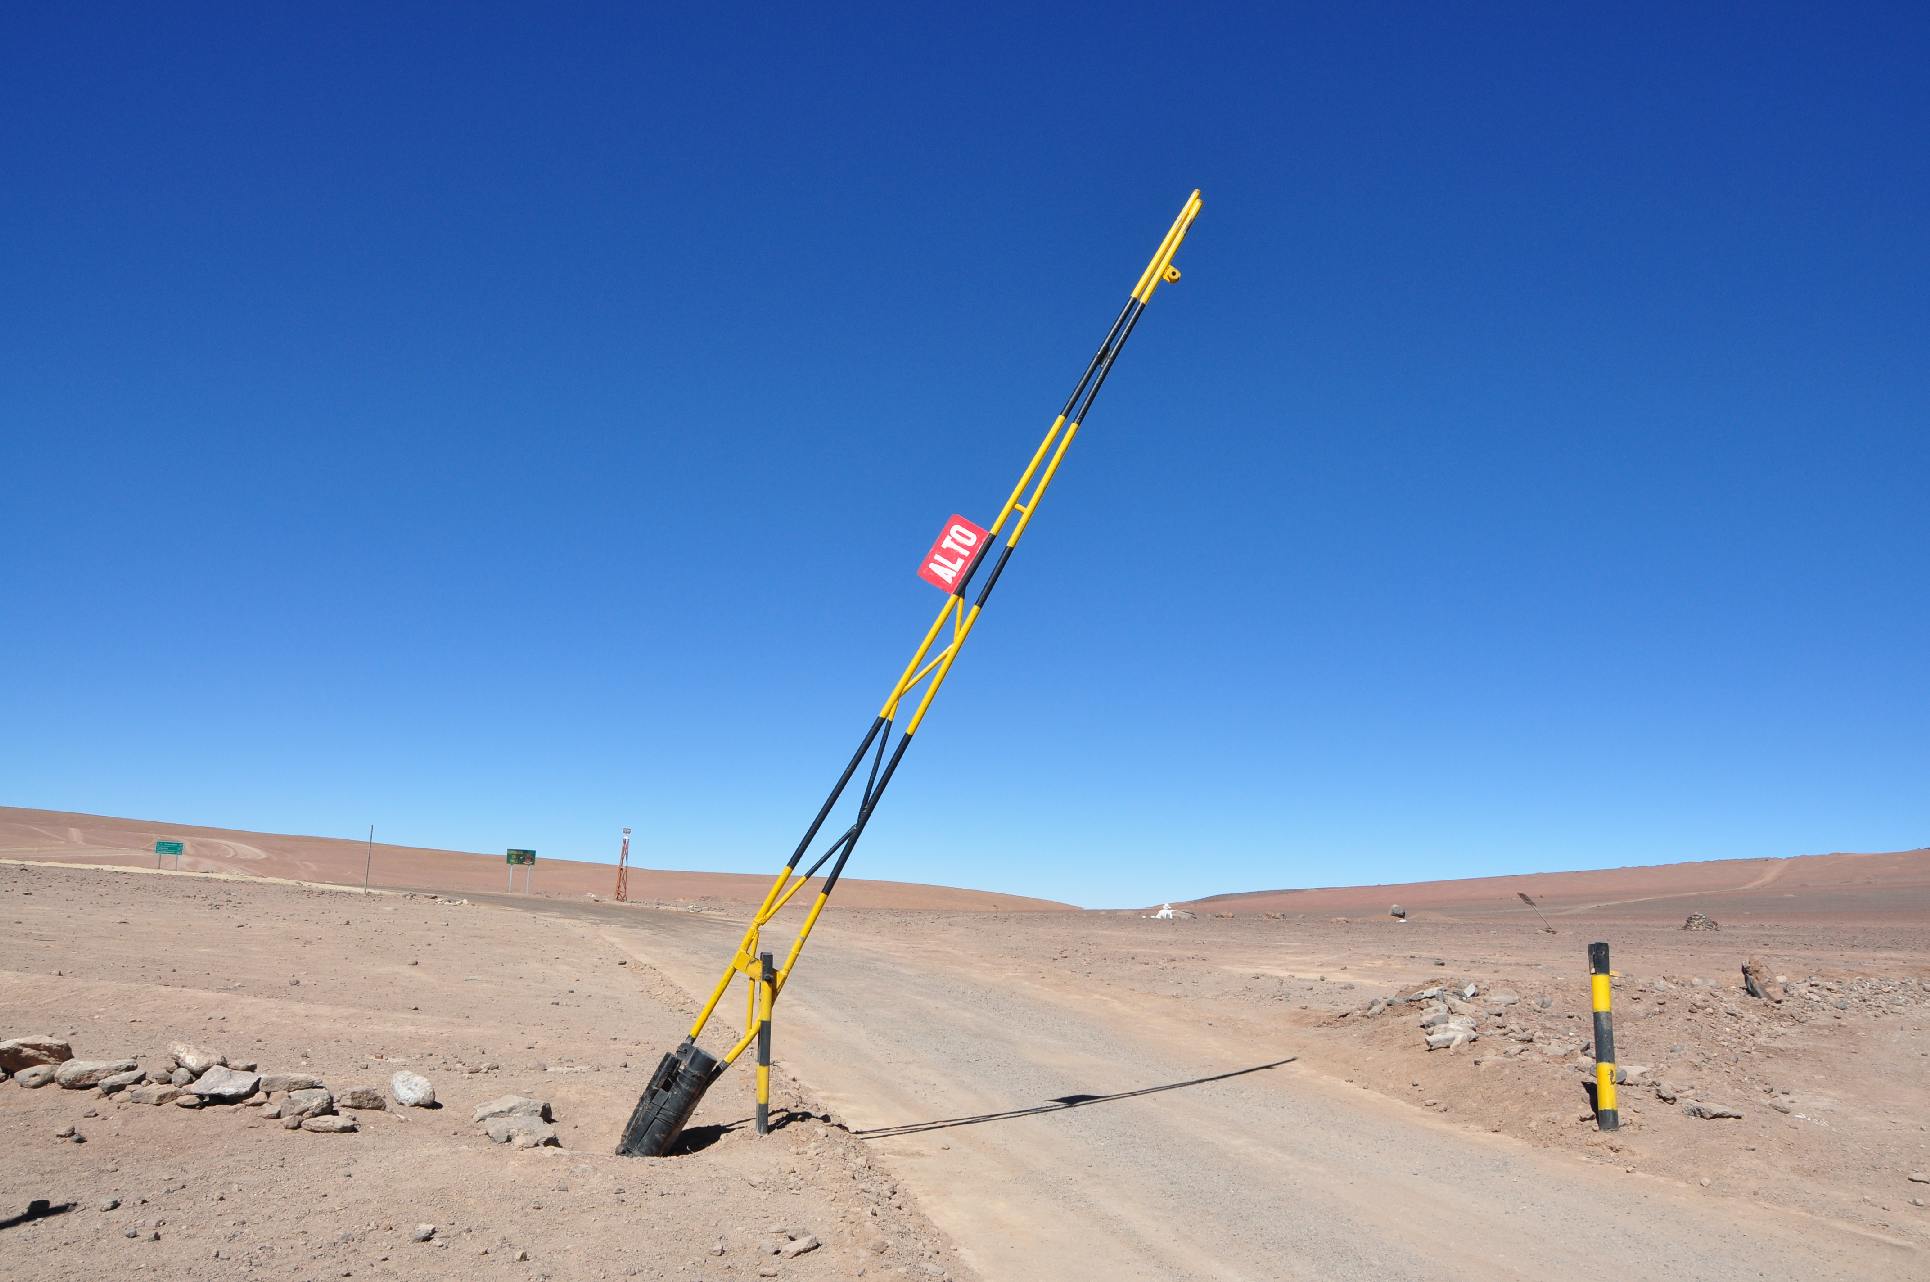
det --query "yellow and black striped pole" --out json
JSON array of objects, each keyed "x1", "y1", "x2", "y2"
[
  {"x1": 616, "y1": 190, "x2": 1204, "y2": 1158},
  {"x1": 1590, "y1": 941, "x2": 1619, "y2": 1131},
  {"x1": 754, "y1": 951, "x2": 775, "y2": 1135}
]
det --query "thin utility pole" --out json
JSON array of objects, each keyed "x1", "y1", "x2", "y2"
[{"x1": 363, "y1": 825, "x2": 374, "y2": 892}]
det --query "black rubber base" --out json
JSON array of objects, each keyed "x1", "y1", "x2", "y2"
[{"x1": 615, "y1": 1040, "x2": 721, "y2": 1157}]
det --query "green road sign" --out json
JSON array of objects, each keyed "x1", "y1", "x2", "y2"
[
  {"x1": 506, "y1": 849, "x2": 536, "y2": 865},
  {"x1": 155, "y1": 840, "x2": 184, "y2": 856}
]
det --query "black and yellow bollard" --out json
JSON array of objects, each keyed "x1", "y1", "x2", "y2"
[
  {"x1": 755, "y1": 952, "x2": 775, "y2": 1135},
  {"x1": 1589, "y1": 941, "x2": 1619, "y2": 1131}
]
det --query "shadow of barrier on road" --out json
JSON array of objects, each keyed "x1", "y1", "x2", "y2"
[
  {"x1": 1, "y1": 1199, "x2": 76, "y2": 1231},
  {"x1": 853, "y1": 1056, "x2": 1298, "y2": 1140}
]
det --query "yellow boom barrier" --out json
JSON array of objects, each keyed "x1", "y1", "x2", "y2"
[{"x1": 616, "y1": 190, "x2": 1204, "y2": 1157}]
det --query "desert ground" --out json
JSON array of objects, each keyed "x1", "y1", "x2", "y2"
[{"x1": 3, "y1": 811, "x2": 1928, "y2": 1281}]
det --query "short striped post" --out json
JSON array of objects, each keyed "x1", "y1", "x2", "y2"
[
  {"x1": 1589, "y1": 941, "x2": 1619, "y2": 1131},
  {"x1": 755, "y1": 952, "x2": 775, "y2": 1135}
]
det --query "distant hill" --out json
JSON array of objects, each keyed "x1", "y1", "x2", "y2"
[
  {"x1": 1174, "y1": 847, "x2": 1930, "y2": 922},
  {"x1": 0, "y1": 805, "x2": 1074, "y2": 912}
]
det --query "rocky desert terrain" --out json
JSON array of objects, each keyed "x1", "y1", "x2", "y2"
[{"x1": 4, "y1": 813, "x2": 1927, "y2": 1280}]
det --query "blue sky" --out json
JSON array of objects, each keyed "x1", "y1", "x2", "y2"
[{"x1": 3, "y1": 5, "x2": 1925, "y2": 907}]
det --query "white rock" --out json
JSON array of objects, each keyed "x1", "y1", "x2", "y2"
[
  {"x1": 170, "y1": 1043, "x2": 227, "y2": 1074},
  {"x1": 390, "y1": 1070, "x2": 436, "y2": 1108}
]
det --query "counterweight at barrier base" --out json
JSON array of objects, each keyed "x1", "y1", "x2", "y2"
[{"x1": 615, "y1": 190, "x2": 1204, "y2": 1158}]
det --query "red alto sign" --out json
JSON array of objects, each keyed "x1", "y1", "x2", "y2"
[{"x1": 917, "y1": 514, "x2": 991, "y2": 593}]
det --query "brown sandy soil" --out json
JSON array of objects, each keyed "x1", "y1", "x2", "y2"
[
  {"x1": 0, "y1": 806, "x2": 1071, "y2": 912},
  {"x1": 0, "y1": 861, "x2": 974, "y2": 1282},
  {"x1": 7, "y1": 844, "x2": 1928, "y2": 1280}
]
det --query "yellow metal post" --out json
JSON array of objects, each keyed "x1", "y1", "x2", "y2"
[{"x1": 755, "y1": 952, "x2": 775, "y2": 1134}]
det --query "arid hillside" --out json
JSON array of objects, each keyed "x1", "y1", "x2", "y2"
[
  {"x1": 0, "y1": 806, "x2": 1072, "y2": 912},
  {"x1": 1179, "y1": 847, "x2": 1930, "y2": 922}
]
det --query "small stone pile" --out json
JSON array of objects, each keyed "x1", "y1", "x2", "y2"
[
  {"x1": 1682, "y1": 912, "x2": 1719, "y2": 931},
  {"x1": 0, "y1": 1034, "x2": 463, "y2": 1141},
  {"x1": 1357, "y1": 980, "x2": 1510, "y2": 1050}
]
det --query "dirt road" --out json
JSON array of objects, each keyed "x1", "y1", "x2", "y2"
[{"x1": 598, "y1": 903, "x2": 1921, "y2": 1282}]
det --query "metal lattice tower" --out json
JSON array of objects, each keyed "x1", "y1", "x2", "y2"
[{"x1": 613, "y1": 827, "x2": 632, "y2": 902}]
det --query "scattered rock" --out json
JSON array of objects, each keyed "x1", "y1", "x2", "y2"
[
  {"x1": 301, "y1": 1114, "x2": 359, "y2": 1133},
  {"x1": 14, "y1": 1064, "x2": 58, "y2": 1088},
  {"x1": 1389, "y1": 905, "x2": 1406, "y2": 919},
  {"x1": 1682, "y1": 912, "x2": 1719, "y2": 931},
  {"x1": 413, "y1": 1224, "x2": 437, "y2": 1242},
  {"x1": 169, "y1": 1068, "x2": 194, "y2": 1087},
  {"x1": 336, "y1": 1086, "x2": 386, "y2": 1110},
  {"x1": 126, "y1": 1084, "x2": 182, "y2": 1106},
  {"x1": 99, "y1": 1068, "x2": 146, "y2": 1094},
  {"x1": 174, "y1": 1093, "x2": 205, "y2": 1108},
  {"x1": 473, "y1": 1095, "x2": 552, "y2": 1124},
  {"x1": 1909, "y1": 1172, "x2": 1930, "y2": 1184},
  {"x1": 284, "y1": 1088, "x2": 335, "y2": 1121},
  {"x1": 484, "y1": 1115, "x2": 560, "y2": 1148},
  {"x1": 1425, "y1": 1029, "x2": 1476, "y2": 1050},
  {"x1": 56, "y1": 1059, "x2": 139, "y2": 1090},
  {"x1": 98, "y1": 1198, "x2": 120, "y2": 1212},
  {"x1": 1683, "y1": 1102, "x2": 1743, "y2": 1120},
  {"x1": 169, "y1": 1043, "x2": 227, "y2": 1074},
  {"x1": 259, "y1": 1073, "x2": 323, "y2": 1094},
  {"x1": 0, "y1": 1035, "x2": 74, "y2": 1072},
  {"x1": 390, "y1": 1071, "x2": 436, "y2": 1108},
  {"x1": 778, "y1": 1234, "x2": 821, "y2": 1259},
  {"x1": 185, "y1": 1065, "x2": 261, "y2": 1101}
]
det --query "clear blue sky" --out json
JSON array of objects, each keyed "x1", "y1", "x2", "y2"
[{"x1": 3, "y1": 5, "x2": 1925, "y2": 907}]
